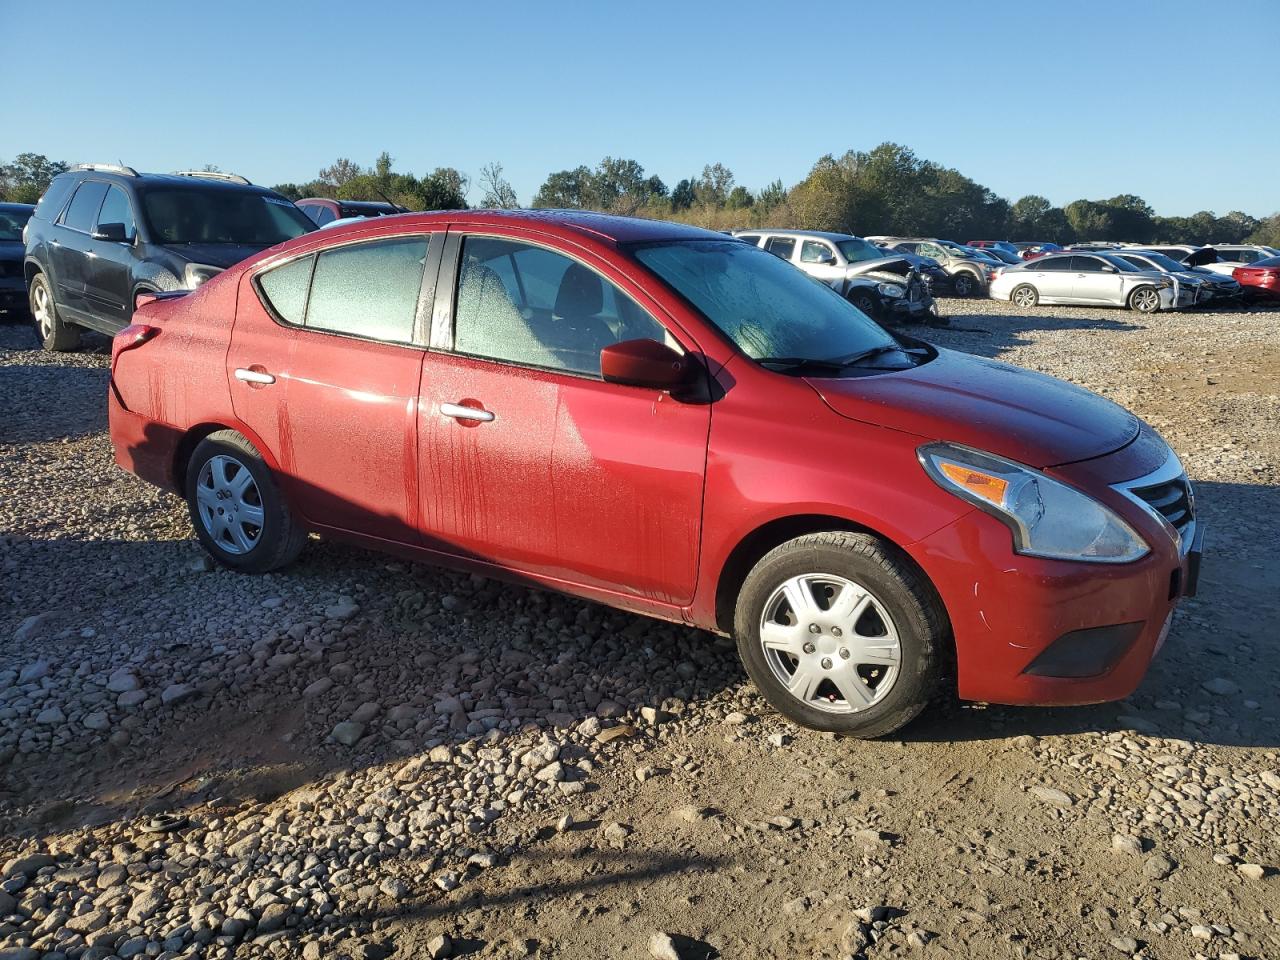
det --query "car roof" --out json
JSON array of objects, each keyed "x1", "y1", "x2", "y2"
[
  {"x1": 60, "y1": 168, "x2": 280, "y2": 195},
  {"x1": 320, "y1": 209, "x2": 722, "y2": 245},
  {"x1": 735, "y1": 228, "x2": 856, "y2": 242},
  {"x1": 0, "y1": 202, "x2": 35, "y2": 212}
]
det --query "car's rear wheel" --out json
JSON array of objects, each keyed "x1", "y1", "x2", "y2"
[
  {"x1": 1128, "y1": 286, "x2": 1161, "y2": 314},
  {"x1": 733, "y1": 531, "x2": 945, "y2": 737},
  {"x1": 185, "y1": 430, "x2": 306, "y2": 573},
  {"x1": 1011, "y1": 284, "x2": 1039, "y2": 308},
  {"x1": 951, "y1": 271, "x2": 981, "y2": 298},
  {"x1": 29, "y1": 273, "x2": 80, "y2": 352}
]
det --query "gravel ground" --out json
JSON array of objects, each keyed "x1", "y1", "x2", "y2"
[{"x1": 1, "y1": 298, "x2": 1278, "y2": 960}]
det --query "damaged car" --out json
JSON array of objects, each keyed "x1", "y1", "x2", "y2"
[{"x1": 733, "y1": 229, "x2": 942, "y2": 324}]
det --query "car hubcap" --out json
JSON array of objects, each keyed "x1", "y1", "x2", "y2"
[
  {"x1": 1137, "y1": 290, "x2": 1157, "y2": 311},
  {"x1": 758, "y1": 573, "x2": 901, "y2": 714},
  {"x1": 1014, "y1": 288, "x2": 1034, "y2": 307},
  {"x1": 195, "y1": 455, "x2": 265, "y2": 555},
  {"x1": 33, "y1": 284, "x2": 52, "y2": 339}
]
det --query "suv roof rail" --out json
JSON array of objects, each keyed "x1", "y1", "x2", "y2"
[
  {"x1": 172, "y1": 170, "x2": 252, "y2": 185},
  {"x1": 70, "y1": 163, "x2": 139, "y2": 177}
]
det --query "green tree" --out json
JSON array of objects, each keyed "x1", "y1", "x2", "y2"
[
  {"x1": 756, "y1": 179, "x2": 787, "y2": 213},
  {"x1": 695, "y1": 163, "x2": 735, "y2": 207},
  {"x1": 725, "y1": 185, "x2": 754, "y2": 210},
  {"x1": 1248, "y1": 213, "x2": 1280, "y2": 248},
  {"x1": 0, "y1": 152, "x2": 69, "y2": 203},
  {"x1": 670, "y1": 178, "x2": 697, "y2": 211}
]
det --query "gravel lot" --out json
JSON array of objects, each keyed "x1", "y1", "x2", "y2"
[{"x1": 2, "y1": 298, "x2": 1278, "y2": 960}]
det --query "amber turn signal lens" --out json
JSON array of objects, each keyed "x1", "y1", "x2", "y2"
[{"x1": 939, "y1": 462, "x2": 1009, "y2": 507}]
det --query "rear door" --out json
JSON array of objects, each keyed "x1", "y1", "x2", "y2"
[
  {"x1": 49, "y1": 179, "x2": 109, "y2": 315},
  {"x1": 229, "y1": 231, "x2": 441, "y2": 543},
  {"x1": 82, "y1": 184, "x2": 139, "y2": 330},
  {"x1": 416, "y1": 229, "x2": 711, "y2": 606},
  {"x1": 1027, "y1": 255, "x2": 1075, "y2": 300}
]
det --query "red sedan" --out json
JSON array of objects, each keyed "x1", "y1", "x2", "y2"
[
  {"x1": 1233, "y1": 256, "x2": 1280, "y2": 300},
  {"x1": 108, "y1": 211, "x2": 1203, "y2": 737}
]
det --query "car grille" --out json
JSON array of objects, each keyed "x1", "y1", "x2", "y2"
[{"x1": 1129, "y1": 474, "x2": 1194, "y2": 540}]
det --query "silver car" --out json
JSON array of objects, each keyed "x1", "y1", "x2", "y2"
[
  {"x1": 732, "y1": 229, "x2": 939, "y2": 322},
  {"x1": 1113, "y1": 250, "x2": 1242, "y2": 304},
  {"x1": 988, "y1": 252, "x2": 1191, "y2": 313}
]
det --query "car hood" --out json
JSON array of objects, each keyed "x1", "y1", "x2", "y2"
[
  {"x1": 805, "y1": 347, "x2": 1140, "y2": 469},
  {"x1": 160, "y1": 243, "x2": 270, "y2": 269},
  {"x1": 0, "y1": 240, "x2": 23, "y2": 263},
  {"x1": 846, "y1": 255, "x2": 914, "y2": 276}
]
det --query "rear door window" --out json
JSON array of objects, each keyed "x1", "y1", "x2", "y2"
[
  {"x1": 1037, "y1": 257, "x2": 1072, "y2": 271},
  {"x1": 34, "y1": 176, "x2": 77, "y2": 221},
  {"x1": 60, "y1": 181, "x2": 110, "y2": 233},
  {"x1": 305, "y1": 236, "x2": 428, "y2": 343},
  {"x1": 764, "y1": 236, "x2": 796, "y2": 260},
  {"x1": 1071, "y1": 256, "x2": 1106, "y2": 272}
]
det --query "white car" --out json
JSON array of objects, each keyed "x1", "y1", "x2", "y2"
[
  {"x1": 988, "y1": 252, "x2": 1190, "y2": 313},
  {"x1": 1196, "y1": 244, "x2": 1280, "y2": 277}
]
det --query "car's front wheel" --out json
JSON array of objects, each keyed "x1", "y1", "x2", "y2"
[
  {"x1": 1128, "y1": 285, "x2": 1161, "y2": 314},
  {"x1": 29, "y1": 273, "x2": 80, "y2": 352},
  {"x1": 185, "y1": 430, "x2": 307, "y2": 572},
  {"x1": 733, "y1": 532, "x2": 946, "y2": 737},
  {"x1": 1011, "y1": 284, "x2": 1039, "y2": 308},
  {"x1": 951, "y1": 271, "x2": 981, "y2": 298},
  {"x1": 848, "y1": 289, "x2": 880, "y2": 317}
]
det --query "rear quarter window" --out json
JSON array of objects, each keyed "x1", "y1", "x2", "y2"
[
  {"x1": 257, "y1": 254, "x2": 315, "y2": 325},
  {"x1": 33, "y1": 176, "x2": 77, "y2": 221}
]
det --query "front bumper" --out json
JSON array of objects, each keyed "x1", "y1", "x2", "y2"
[{"x1": 907, "y1": 443, "x2": 1201, "y2": 707}]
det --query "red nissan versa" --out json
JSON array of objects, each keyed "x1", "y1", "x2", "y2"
[{"x1": 107, "y1": 211, "x2": 1204, "y2": 737}]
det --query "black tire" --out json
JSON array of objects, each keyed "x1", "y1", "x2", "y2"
[
  {"x1": 184, "y1": 430, "x2": 306, "y2": 573},
  {"x1": 1128, "y1": 285, "x2": 1161, "y2": 314},
  {"x1": 733, "y1": 531, "x2": 947, "y2": 738},
  {"x1": 848, "y1": 289, "x2": 880, "y2": 317},
  {"x1": 951, "y1": 271, "x2": 981, "y2": 298},
  {"x1": 28, "y1": 272, "x2": 80, "y2": 352},
  {"x1": 1010, "y1": 284, "x2": 1039, "y2": 309}
]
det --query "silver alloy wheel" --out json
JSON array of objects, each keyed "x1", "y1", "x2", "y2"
[
  {"x1": 1132, "y1": 287, "x2": 1159, "y2": 312},
  {"x1": 758, "y1": 573, "x2": 901, "y2": 714},
  {"x1": 33, "y1": 282, "x2": 53, "y2": 340},
  {"x1": 195, "y1": 455, "x2": 265, "y2": 555},
  {"x1": 1012, "y1": 285, "x2": 1037, "y2": 308}
]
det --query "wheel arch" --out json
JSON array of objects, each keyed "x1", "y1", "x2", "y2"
[
  {"x1": 172, "y1": 421, "x2": 286, "y2": 493},
  {"x1": 711, "y1": 513, "x2": 949, "y2": 643}
]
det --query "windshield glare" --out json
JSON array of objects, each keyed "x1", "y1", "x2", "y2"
[
  {"x1": 142, "y1": 189, "x2": 314, "y2": 245},
  {"x1": 835, "y1": 237, "x2": 884, "y2": 263},
  {"x1": 0, "y1": 210, "x2": 31, "y2": 242},
  {"x1": 1133, "y1": 252, "x2": 1184, "y2": 272},
  {"x1": 633, "y1": 239, "x2": 895, "y2": 364}
]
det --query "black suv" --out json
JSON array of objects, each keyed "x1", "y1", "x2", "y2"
[{"x1": 23, "y1": 165, "x2": 315, "y2": 350}]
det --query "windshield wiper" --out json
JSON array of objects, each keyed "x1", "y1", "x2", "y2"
[
  {"x1": 837, "y1": 344, "x2": 913, "y2": 366},
  {"x1": 755, "y1": 356, "x2": 850, "y2": 373}
]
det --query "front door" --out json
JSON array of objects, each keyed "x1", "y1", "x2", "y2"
[
  {"x1": 1069, "y1": 255, "x2": 1124, "y2": 304},
  {"x1": 797, "y1": 238, "x2": 844, "y2": 289},
  {"x1": 83, "y1": 184, "x2": 138, "y2": 331},
  {"x1": 417, "y1": 230, "x2": 711, "y2": 606},
  {"x1": 228, "y1": 231, "x2": 439, "y2": 543}
]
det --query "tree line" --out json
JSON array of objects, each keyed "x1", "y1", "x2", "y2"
[{"x1": 4, "y1": 147, "x2": 1278, "y2": 247}]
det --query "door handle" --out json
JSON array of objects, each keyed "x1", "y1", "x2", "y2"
[
  {"x1": 234, "y1": 367, "x2": 275, "y2": 385},
  {"x1": 440, "y1": 402, "x2": 494, "y2": 422}
]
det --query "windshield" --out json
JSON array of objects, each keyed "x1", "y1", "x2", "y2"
[
  {"x1": 835, "y1": 237, "x2": 885, "y2": 263},
  {"x1": 0, "y1": 209, "x2": 31, "y2": 241},
  {"x1": 141, "y1": 189, "x2": 314, "y2": 245},
  {"x1": 632, "y1": 239, "x2": 896, "y2": 364},
  {"x1": 1131, "y1": 251, "x2": 1184, "y2": 272}
]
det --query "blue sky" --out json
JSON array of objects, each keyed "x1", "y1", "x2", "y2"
[{"x1": 3, "y1": 0, "x2": 1276, "y2": 216}]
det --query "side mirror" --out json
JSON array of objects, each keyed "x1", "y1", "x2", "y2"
[
  {"x1": 601, "y1": 338, "x2": 694, "y2": 391},
  {"x1": 92, "y1": 222, "x2": 128, "y2": 242},
  {"x1": 819, "y1": 256, "x2": 838, "y2": 266},
  {"x1": 1101, "y1": 265, "x2": 1118, "y2": 273}
]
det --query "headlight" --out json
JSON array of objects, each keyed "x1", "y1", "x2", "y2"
[
  {"x1": 918, "y1": 443, "x2": 1149, "y2": 563},
  {"x1": 184, "y1": 263, "x2": 223, "y2": 289},
  {"x1": 877, "y1": 283, "x2": 905, "y2": 298},
  {"x1": 1154, "y1": 278, "x2": 1173, "y2": 289}
]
